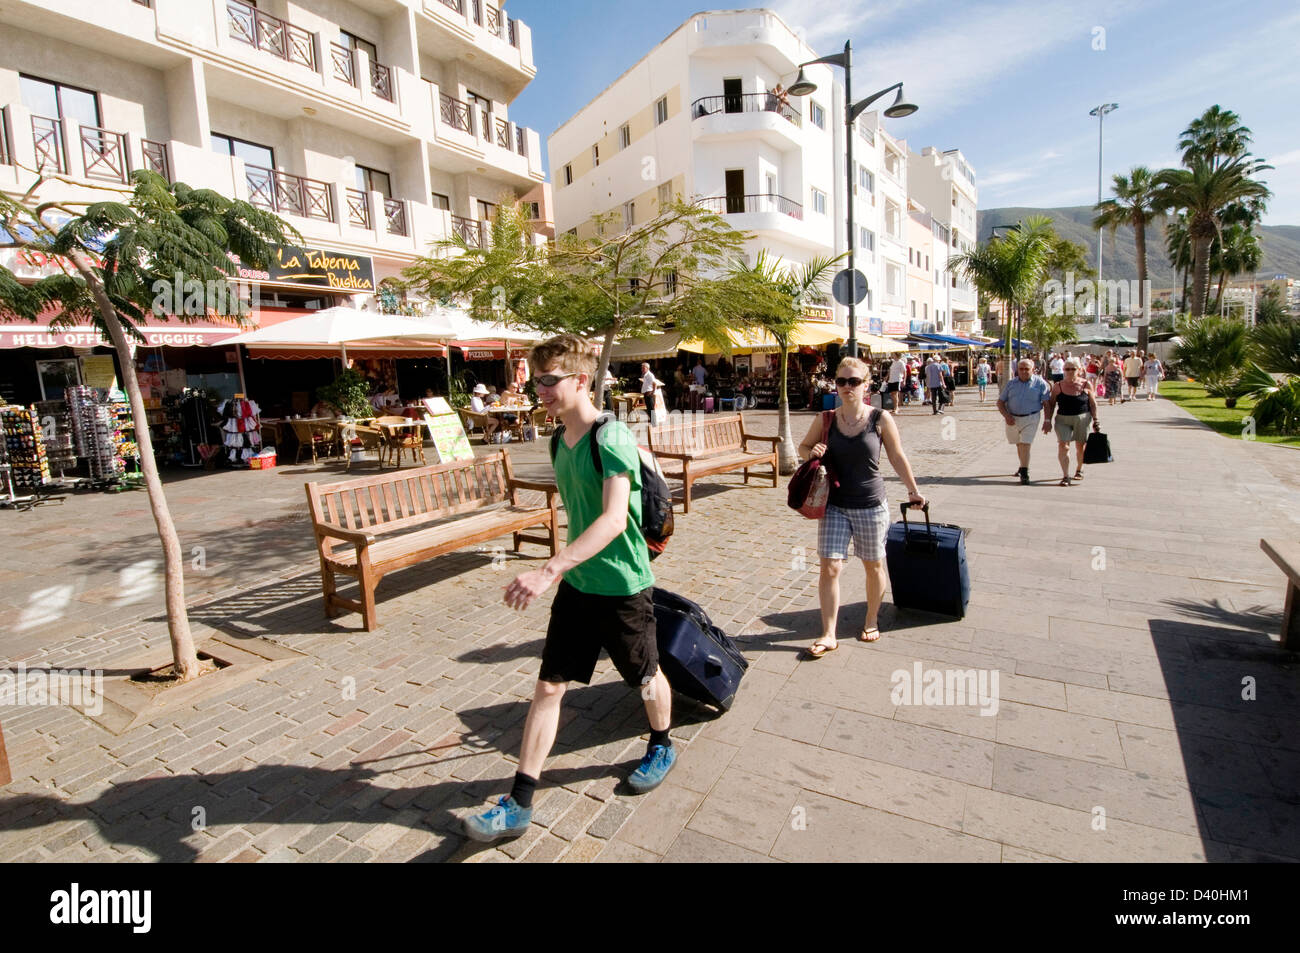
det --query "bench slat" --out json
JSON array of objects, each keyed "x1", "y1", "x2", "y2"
[
  {"x1": 324, "y1": 504, "x2": 552, "y2": 571},
  {"x1": 352, "y1": 488, "x2": 369, "y2": 528}
]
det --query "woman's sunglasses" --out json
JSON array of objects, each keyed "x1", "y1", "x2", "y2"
[
  {"x1": 535, "y1": 373, "x2": 577, "y2": 387},
  {"x1": 835, "y1": 377, "x2": 865, "y2": 388}
]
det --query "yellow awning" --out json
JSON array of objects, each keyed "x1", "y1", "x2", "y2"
[{"x1": 855, "y1": 333, "x2": 908, "y2": 354}]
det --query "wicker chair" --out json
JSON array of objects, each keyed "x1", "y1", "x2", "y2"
[
  {"x1": 457, "y1": 407, "x2": 495, "y2": 444},
  {"x1": 290, "y1": 420, "x2": 341, "y2": 464},
  {"x1": 374, "y1": 415, "x2": 426, "y2": 468},
  {"x1": 344, "y1": 422, "x2": 386, "y2": 470}
]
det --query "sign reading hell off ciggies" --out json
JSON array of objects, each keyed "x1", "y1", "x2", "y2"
[{"x1": 232, "y1": 245, "x2": 376, "y2": 291}]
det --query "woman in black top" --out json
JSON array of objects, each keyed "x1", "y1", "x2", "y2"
[
  {"x1": 797, "y1": 357, "x2": 926, "y2": 657},
  {"x1": 1043, "y1": 359, "x2": 1099, "y2": 485}
]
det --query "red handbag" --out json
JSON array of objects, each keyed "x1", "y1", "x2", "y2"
[{"x1": 787, "y1": 411, "x2": 837, "y2": 519}]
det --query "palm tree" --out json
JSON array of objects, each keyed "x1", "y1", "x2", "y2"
[
  {"x1": 1155, "y1": 156, "x2": 1271, "y2": 318},
  {"x1": 1179, "y1": 105, "x2": 1253, "y2": 170},
  {"x1": 950, "y1": 216, "x2": 1056, "y2": 374},
  {"x1": 1208, "y1": 223, "x2": 1262, "y2": 313},
  {"x1": 1163, "y1": 214, "x2": 1193, "y2": 318},
  {"x1": 731, "y1": 251, "x2": 842, "y2": 473},
  {"x1": 1094, "y1": 166, "x2": 1162, "y2": 351},
  {"x1": 0, "y1": 172, "x2": 294, "y2": 680}
]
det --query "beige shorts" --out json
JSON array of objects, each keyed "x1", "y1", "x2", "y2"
[
  {"x1": 1054, "y1": 413, "x2": 1091, "y2": 443},
  {"x1": 1005, "y1": 413, "x2": 1041, "y2": 445}
]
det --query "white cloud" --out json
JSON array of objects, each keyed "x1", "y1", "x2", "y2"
[
  {"x1": 1041, "y1": 150, "x2": 1064, "y2": 161},
  {"x1": 771, "y1": 0, "x2": 915, "y2": 48},
  {"x1": 981, "y1": 169, "x2": 1035, "y2": 189},
  {"x1": 1269, "y1": 149, "x2": 1300, "y2": 168}
]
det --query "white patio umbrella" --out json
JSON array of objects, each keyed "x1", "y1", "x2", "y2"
[{"x1": 222, "y1": 306, "x2": 458, "y2": 362}]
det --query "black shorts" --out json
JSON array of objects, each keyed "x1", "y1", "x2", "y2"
[
  {"x1": 1126, "y1": 376, "x2": 1140, "y2": 388},
  {"x1": 540, "y1": 581, "x2": 658, "y2": 687},
  {"x1": 885, "y1": 381, "x2": 899, "y2": 393}
]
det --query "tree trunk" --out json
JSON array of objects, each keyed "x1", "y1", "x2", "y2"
[
  {"x1": 594, "y1": 321, "x2": 619, "y2": 410},
  {"x1": 1214, "y1": 272, "x2": 1226, "y2": 315},
  {"x1": 776, "y1": 340, "x2": 798, "y2": 474},
  {"x1": 1190, "y1": 234, "x2": 1213, "y2": 319},
  {"x1": 70, "y1": 251, "x2": 200, "y2": 680},
  {"x1": 1180, "y1": 268, "x2": 1189, "y2": 317},
  {"x1": 1135, "y1": 220, "x2": 1149, "y2": 354}
]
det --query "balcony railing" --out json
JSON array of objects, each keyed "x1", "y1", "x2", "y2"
[
  {"x1": 515, "y1": 125, "x2": 526, "y2": 157},
  {"x1": 0, "y1": 111, "x2": 11, "y2": 166},
  {"x1": 245, "y1": 165, "x2": 334, "y2": 222},
  {"x1": 227, "y1": 0, "x2": 316, "y2": 72},
  {"x1": 450, "y1": 213, "x2": 484, "y2": 248},
  {"x1": 485, "y1": 3, "x2": 503, "y2": 38},
  {"x1": 691, "y1": 93, "x2": 801, "y2": 127},
  {"x1": 508, "y1": 18, "x2": 517, "y2": 47},
  {"x1": 439, "y1": 92, "x2": 473, "y2": 134},
  {"x1": 384, "y1": 198, "x2": 408, "y2": 237},
  {"x1": 80, "y1": 125, "x2": 130, "y2": 184},
  {"x1": 140, "y1": 138, "x2": 170, "y2": 181},
  {"x1": 31, "y1": 116, "x2": 65, "y2": 173},
  {"x1": 370, "y1": 61, "x2": 394, "y2": 103},
  {"x1": 437, "y1": 0, "x2": 463, "y2": 12},
  {"x1": 345, "y1": 187, "x2": 371, "y2": 229},
  {"x1": 330, "y1": 42, "x2": 356, "y2": 87},
  {"x1": 494, "y1": 117, "x2": 511, "y2": 149},
  {"x1": 696, "y1": 194, "x2": 803, "y2": 220}
]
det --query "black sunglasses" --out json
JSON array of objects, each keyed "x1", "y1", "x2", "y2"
[
  {"x1": 835, "y1": 376, "x2": 865, "y2": 388},
  {"x1": 534, "y1": 373, "x2": 577, "y2": 387}
]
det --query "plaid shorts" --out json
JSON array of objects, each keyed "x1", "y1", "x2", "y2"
[{"x1": 818, "y1": 502, "x2": 891, "y2": 562}]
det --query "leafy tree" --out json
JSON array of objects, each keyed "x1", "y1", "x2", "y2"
[
  {"x1": 729, "y1": 250, "x2": 842, "y2": 473},
  {"x1": 1255, "y1": 284, "x2": 1290, "y2": 325},
  {"x1": 0, "y1": 170, "x2": 295, "y2": 680},
  {"x1": 1207, "y1": 223, "x2": 1262, "y2": 312},
  {"x1": 1164, "y1": 213, "x2": 1193, "y2": 315},
  {"x1": 1155, "y1": 155, "x2": 1271, "y2": 318},
  {"x1": 1250, "y1": 318, "x2": 1300, "y2": 375},
  {"x1": 1094, "y1": 166, "x2": 1162, "y2": 351},
  {"x1": 316, "y1": 368, "x2": 374, "y2": 417}
]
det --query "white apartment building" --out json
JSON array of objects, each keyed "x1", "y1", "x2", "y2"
[
  {"x1": 908, "y1": 146, "x2": 979, "y2": 335},
  {"x1": 550, "y1": 10, "x2": 872, "y2": 330},
  {"x1": 0, "y1": 0, "x2": 545, "y2": 404}
]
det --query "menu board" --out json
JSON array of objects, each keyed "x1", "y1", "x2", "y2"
[
  {"x1": 422, "y1": 398, "x2": 474, "y2": 463},
  {"x1": 81, "y1": 355, "x2": 118, "y2": 392}
]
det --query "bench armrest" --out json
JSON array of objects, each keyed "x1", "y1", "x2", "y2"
[
  {"x1": 509, "y1": 479, "x2": 560, "y2": 502},
  {"x1": 743, "y1": 435, "x2": 782, "y2": 448},
  {"x1": 314, "y1": 521, "x2": 377, "y2": 546}
]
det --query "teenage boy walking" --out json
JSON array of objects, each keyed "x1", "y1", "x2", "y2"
[{"x1": 463, "y1": 334, "x2": 676, "y2": 842}]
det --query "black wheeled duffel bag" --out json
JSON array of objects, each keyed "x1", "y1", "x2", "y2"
[{"x1": 651, "y1": 588, "x2": 748, "y2": 710}]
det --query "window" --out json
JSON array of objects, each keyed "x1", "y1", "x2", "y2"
[
  {"x1": 20, "y1": 75, "x2": 100, "y2": 127},
  {"x1": 566, "y1": 227, "x2": 578, "y2": 237},
  {"x1": 354, "y1": 165, "x2": 392, "y2": 198},
  {"x1": 430, "y1": 192, "x2": 450, "y2": 210},
  {"x1": 623, "y1": 201, "x2": 635, "y2": 228},
  {"x1": 908, "y1": 249, "x2": 913, "y2": 265},
  {"x1": 859, "y1": 166, "x2": 873, "y2": 192},
  {"x1": 695, "y1": 17, "x2": 707, "y2": 31},
  {"x1": 619, "y1": 124, "x2": 630, "y2": 150},
  {"x1": 810, "y1": 102, "x2": 825, "y2": 129},
  {"x1": 338, "y1": 30, "x2": 377, "y2": 64},
  {"x1": 910, "y1": 301, "x2": 916, "y2": 318},
  {"x1": 655, "y1": 96, "x2": 668, "y2": 126},
  {"x1": 592, "y1": 144, "x2": 599, "y2": 167},
  {"x1": 628, "y1": 277, "x2": 640, "y2": 292},
  {"x1": 859, "y1": 227, "x2": 875, "y2": 251},
  {"x1": 525, "y1": 202, "x2": 540, "y2": 220},
  {"x1": 925, "y1": 255, "x2": 929, "y2": 271},
  {"x1": 563, "y1": 164, "x2": 573, "y2": 186},
  {"x1": 665, "y1": 270, "x2": 678, "y2": 294},
  {"x1": 952, "y1": 194, "x2": 958, "y2": 207},
  {"x1": 211, "y1": 132, "x2": 274, "y2": 169},
  {"x1": 658, "y1": 181, "x2": 673, "y2": 205},
  {"x1": 923, "y1": 303, "x2": 928, "y2": 320},
  {"x1": 812, "y1": 188, "x2": 826, "y2": 215}
]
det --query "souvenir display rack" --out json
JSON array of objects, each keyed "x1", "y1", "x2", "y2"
[
  {"x1": 1, "y1": 405, "x2": 52, "y2": 490},
  {"x1": 66, "y1": 385, "x2": 139, "y2": 488},
  {"x1": 33, "y1": 400, "x2": 77, "y2": 476}
]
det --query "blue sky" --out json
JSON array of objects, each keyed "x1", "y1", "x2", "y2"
[{"x1": 507, "y1": 0, "x2": 1300, "y2": 224}]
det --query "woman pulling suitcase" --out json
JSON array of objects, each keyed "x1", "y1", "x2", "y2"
[{"x1": 797, "y1": 356, "x2": 927, "y2": 657}]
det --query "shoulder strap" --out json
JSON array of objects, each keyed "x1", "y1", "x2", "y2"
[
  {"x1": 868, "y1": 408, "x2": 882, "y2": 433},
  {"x1": 821, "y1": 409, "x2": 834, "y2": 440},
  {"x1": 550, "y1": 414, "x2": 614, "y2": 476},
  {"x1": 548, "y1": 425, "x2": 562, "y2": 463}
]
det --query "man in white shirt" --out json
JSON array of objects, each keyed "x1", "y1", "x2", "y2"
[
  {"x1": 886, "y1": 355, "x2": 906, "y2": 412},
  {"x1": 1049, "y1": 353, "x2": 1065, "y2": 383},
  {"x1": 640, "y1": 362, "x2": 664, "y2": 424}
]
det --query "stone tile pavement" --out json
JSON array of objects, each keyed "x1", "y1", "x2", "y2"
[{"x1": 1, "y1": 389, "x2": 1297, "y2": 862}]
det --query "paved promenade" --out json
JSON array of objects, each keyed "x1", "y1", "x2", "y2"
[{"x1": 0, "y1": 391, "x2": 1297, "y2": 862}]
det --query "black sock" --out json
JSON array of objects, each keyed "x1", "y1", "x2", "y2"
[
  {"x1": 510, "y1": 772, "x2": 538, "y2": 809},
  {"x1": 649, "y1": 728, "x2": 672, "y2": 749}
]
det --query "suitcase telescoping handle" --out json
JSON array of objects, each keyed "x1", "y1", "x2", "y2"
[{"x1": 899, "y1": 500, "x2": 932, "y2": 536}]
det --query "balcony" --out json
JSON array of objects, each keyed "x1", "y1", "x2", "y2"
[
  {"x1": 695, "y1": 193, "x2": 831, "y2": 252},
  {"x1": 226, "y1": 0, "x2": 316, "y2": 73},
  {"x1": 428, "y1": 85, "x2": 541, "y2": 184},
  {"x1": 696, "y1": 193, "x2": 802, "y2": 219},
  {"x1": 439, "y1": 92, "x2": 474, "y2": 134},
  {"x1": 417, "y1": 1, "x2": 535, "y2": 97},
  {"x1": 450, "y1": 213, "x2": 485, "y2": 248},
  {"x1": 245, "y1": 165, "x2": 335, "y2": 222},
  {"x1": 344, "y1": 189, "x2": 410, "y2": 237},
  {"x1": 15, "y1": 109, "x2": 170, "y2": 185},
  {"x1": 690, "y1": 92, "x2": 802, "y2": 151},
  {"x1": 329, "y1": 44, "x2": 396, "y2": 103}
]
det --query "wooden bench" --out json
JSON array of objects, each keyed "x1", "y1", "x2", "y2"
[
  {"x1": 306, "y1": 449, "x2": 558, "y2": 631},
  {"x1": 1261, "y1": 538, "x2": 1300, "y2": 651},
  {"x1": 644, "y1": 412, "x2": 779, "y2": 513}
]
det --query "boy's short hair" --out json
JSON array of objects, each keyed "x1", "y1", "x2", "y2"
[{"x1": 529, "y1": 333, "x2": 597, "y2": 379}]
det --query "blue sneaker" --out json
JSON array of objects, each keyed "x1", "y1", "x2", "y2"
[
  {"x1": 462, "y1": 796, "x2": 532, "y2": 842},
  {"x1": 628, "y1": 744, "x2": 677, "y2": 794}
]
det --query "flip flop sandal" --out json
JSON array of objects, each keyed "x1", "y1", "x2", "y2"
[
  {"x1": 806, "y1": 639, "x2": 838, "y2": 659},
  {"x1": 860, "y1": 626, "x2": 882, "y2": 643},
  {"x1": 1073, "y1": 471, "x2": 1084, "y2": 480},
  {"x1": 1059, "y1": 477, "x2": 1072, "y2": 486}
]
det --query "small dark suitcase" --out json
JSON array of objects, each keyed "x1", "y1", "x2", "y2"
[
  {"x1": 1084, "y1": 431, "x2": 1113, "y2": 463},
  {"x1": 652, "y1": 588, "x2": 748, "y2": 710},
  {"x1": 885, "y1": 503, "x2": 970, "y2": 619}
]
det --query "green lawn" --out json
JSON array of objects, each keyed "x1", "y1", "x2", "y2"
[{"x1": 1160, "y1": 380, "x2": 1300, "y2": 448}]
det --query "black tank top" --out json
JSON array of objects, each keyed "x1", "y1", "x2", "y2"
[
  {"x1": 1055, "y1": 383, "x2": 1090, "y2": 415},
  {"x1": 825, "y1": 410, "x2": 886, "y2": 508}
]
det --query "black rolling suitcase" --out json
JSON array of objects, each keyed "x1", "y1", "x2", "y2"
[
  {"x1": 651, "y1": 588, "x2": 748, "y2": 710},
  {"x1": 884, "y1": 503, "x2": 970, "y2": 619}
]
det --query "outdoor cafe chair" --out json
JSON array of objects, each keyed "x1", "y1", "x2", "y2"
[{"x1": 375, "y1": 415, "x2": 427, "y2": 468}]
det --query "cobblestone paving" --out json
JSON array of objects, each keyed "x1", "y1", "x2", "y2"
[{"x1": 1, "y1": 391, "x2": 1297, "y2": 862}]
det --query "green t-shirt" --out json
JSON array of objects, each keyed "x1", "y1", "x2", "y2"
[{"x1": 552, "y1": 419, "x2": 655, "y2": 596}]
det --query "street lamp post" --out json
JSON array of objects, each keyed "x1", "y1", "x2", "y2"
[
  {"x1": 989, "y1": 223, "x2": 1019, "y2": 372},
  {"x1": 1089, "y1": 103, "x2": 1118, "y2": 325},
  {"x1": 787, "y1": 42, "x2": 916, "y2": 357}
]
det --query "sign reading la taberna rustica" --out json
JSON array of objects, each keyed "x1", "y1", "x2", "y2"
[{"x1": 230, "y1": 245, "x2": 376, "y2": 291}]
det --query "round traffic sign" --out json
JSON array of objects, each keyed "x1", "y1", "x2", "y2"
[{"x1": 832, "y1": 268, "x2": 869, "y2": 306}]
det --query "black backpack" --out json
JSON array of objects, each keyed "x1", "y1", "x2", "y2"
[{"x1": 550, "y1": 414, "x2": 674, "y2": 559}]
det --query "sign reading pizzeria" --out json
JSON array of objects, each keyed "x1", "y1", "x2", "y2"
[{"x1": 232, "y1": 245, "x2": 376, "y2": 291}]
